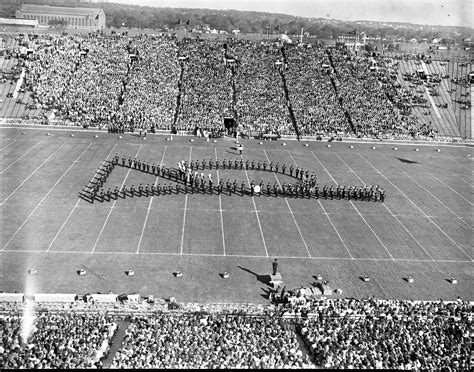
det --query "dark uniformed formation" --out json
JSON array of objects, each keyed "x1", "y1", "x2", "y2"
[
  {"x1": 83, "y1": 155, "x2": 386, "y2": 203},
  {"x1": 107, "y1": 124, "x2": 125, "y2": 133}
]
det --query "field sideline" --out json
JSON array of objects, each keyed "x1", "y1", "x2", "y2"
[{"x1": 0, "y1": 126, "x2": 472, "y2": 303}]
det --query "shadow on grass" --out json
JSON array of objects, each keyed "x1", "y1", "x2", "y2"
[{"x1": 238, "y1": 265, "x2": 271, "y2": 286}]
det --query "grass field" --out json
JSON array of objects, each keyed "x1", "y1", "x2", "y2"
[{"x1": 0, "y1": 126, "x2": 472, "y2": 303}]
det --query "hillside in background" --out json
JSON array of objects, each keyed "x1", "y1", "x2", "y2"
[{"x1": 0, "y1": 0, "x2": 472, "y2": 42}]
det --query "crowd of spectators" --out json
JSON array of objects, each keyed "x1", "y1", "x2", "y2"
[
  {"x1": 328, "y1": 49, "x2": 433, "y2": 139},
  {"x1": 116, "y1": 35, "x2": 180, "y2": 132},
  {"x1": 0, "y1": 295, "x2": 471, "y2": 369},
  {"x1": 276, "y1": 294, "x2": 471, "y2": 370},
  {"x1": 27, "y1": 34, "x2": 129, "y2": 127},
  {"x1": 284, "y1": 44, "x2": 348, "y2": 136},
  {"x1": 110, "y1": 313, "x2": 313, "y2": 369},
  {"x1": 176, "y1": 38, "x2": 233, "y2": 133},
  {"x1": 0, "y1": 311, "x2": 117, "y2": 368},
  {"x1": 0, "y1": 33, "x2": 463, "y2": 140},
  {"x1": 229, "y1": 39, "x2": 293, "y2": 136}
]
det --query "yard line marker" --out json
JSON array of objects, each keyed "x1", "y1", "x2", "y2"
[
  {"x1": 0, "y1": 142, "x2": 39, "y2": 174},
  {"x1": 0, "y1": 139, "x2": 18, "y2": 151},
  {"x1": 136, "y1": 146, "x2": 167, "y2": 254},
  {"x1": 350, "y1": 200, "x2": 394, "y2": 260},
  {"x1": 335, "y1": 153, "x2": 435, "y2": 261},
  {"x1": 289, "y1": 150, "x2": 353, "y2": 259},
  {"x1": 311, "y1": 151, "x2": 339, "y2": 184},
  {"x1": 180, "y1": 147, "x2": 193, "y2": 256},
  {"x1": 429, "y1": 174, "x2": 473, "y2": 206},
  {"x1": 6, "y1": 249, "x2": 471, "y2": 264},
  {"x1": 263, "y1": 149, "x2": 311, "y2": 258},
  {"x1": 403, "y1": 171, "x2": 469, "y2": 226},
  {"x1": 240, "y1": 153, "x2": 269, "y2": 257},
  {"x1": 215, "y1": 147, "x2": 226, "y2": 256},
  {"x1": 2, "y1": 143, "x2": 92, "y2": 251},
  {"x1": 0, "y1": 142, "x2": 66, "y2": 206},
  {"x1": 361, "y1": 154, "x2": 473, "y2": 261},
  {"x1": 47, "y1": 143, "x2": 118, "y2": 252},
  {"x1": 91, "y1": 144, "x2": 143, "y2": 253}
]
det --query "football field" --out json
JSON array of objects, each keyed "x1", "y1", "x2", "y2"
[{"x1": 1, "y1": 126, "x2": 472, "y2": 303}]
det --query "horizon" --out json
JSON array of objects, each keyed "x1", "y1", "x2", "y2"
[{"x1": 110, "y1": 0, "x2": 472, "y2": 28}]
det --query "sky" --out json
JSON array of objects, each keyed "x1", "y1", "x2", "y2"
[{"x1": 112, "y1": 0, "x2": 472, "y2": 27}]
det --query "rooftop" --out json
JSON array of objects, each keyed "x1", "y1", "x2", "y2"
[{"x1": 19, "y1": 4, "x2": 102, "y2": 16}]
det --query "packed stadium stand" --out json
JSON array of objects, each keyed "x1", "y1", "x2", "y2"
[
  {"x1": 0, "y1": 295, "x2": 471, "y2": 369},
  {"x1": 0, "y1": 32, "x2": 471, "y2": 140}
]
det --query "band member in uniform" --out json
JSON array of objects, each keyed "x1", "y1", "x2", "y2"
[
  {"x1": 145, "y1": 184, "x2": 149, "y2": 197},
  {"x1": 266, "y1": 182, "x2": 271, "y2": 196},
  {"x1": 209, "y1": 159, "x2": 213, "y2": 170},
  {"x1": 251, "y1": 160, "x2": 255, "y2": 170},
  {"x1": 257, "y1": 161, "x2": 261, "y2": 171},
  {"x1": 222, "y1": 159, "x2": 226, "y2": 169},
  {"x1": 245, "y1": 159, "x2": 250, "y2": 170},
  {"x1": 241, "y1": 181, "x2": 246, "y2": 195},
  {"x1": 282, "y1": 164, "x2": 286, "y2": 174},
  {"x1": 208, "y1": 175, "x2": 213, "y2": 194},
  {"x1": 295, "y1": 167, "x2": 300, "y2": 179},
  {"x1": 275, "y1": 163, "x2": 279, "y2": 173},
  {"x1": 240, "y1": 159, "x2": 244, "y2": 170},
  {"x1": 202, "y1": 159, "x2": 206, "y2": 170},
  {"x1": 262, "y1": 162, "x2": 267, "y2": 172},
  {"x1": 289, "y1": 165, "x2": 294, "y2": 177},
  {"x1": 218, "y1": 180, "x2": 223, "y2": 194},
  {"x1": 250, "y1": 181, "x2": 255, "y2": 196}
]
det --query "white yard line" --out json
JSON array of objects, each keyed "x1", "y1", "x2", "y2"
[
  {"x1": 2, "y1": 143, "x2": 92, "y2": 251},
  {"x1": 240, "y1": 153, "x2": 269, "y2": 257},
  {"x1": 361, "y1": 154, "x2": 472, "y2": 261},
  {"x1": 311, "y1": 151, "x2": 338, "y2": 184},
  {"x1": 289, "y1": 151, "x2": 353, "y2": 259},
  {"x1": 215, "y1": 147, "x2": 226, "y2": 256},
  {"x1": 0, "y1": 142, "x2": 39, "y2": 174},
  {"x1": 180, "y1": 147, "x2": 193, "y2": 256},
  {"x1": 403, "y1": 171, "x2": 469, "y2": 226},
  {"x1": 136, "y1": 146, "x2": 167, "y2": 254},
  {"x1": 46, "y1": 143, "x2": 118, "y2": 252},
  {"x1": 0, "y1": 142, "x2": 66, "y2": 206},
  {"x1": 429, "y1": 174, "x2": 473, "y2": 206},
  {"x1": 350, "y1": 200, "x2": 394, "y2": 260},
  {"x1": 0, "y1": 139, "x2": 18, "y2": 151},
  {"x1": 91, "y1": 144, "x2": 143, "y2": 253},
  {"x1": 263, "y1": 149, "x2": 311, "y2": 258},
  {"x1": 5, "y1": 248, "x2": 471, "y2": 264},
  {"x1": 312, "y1": 151, "x2": 394, "y2": 259},
  {"x1": 335, "y1": 153, "x2": 435, "y2": 261}
]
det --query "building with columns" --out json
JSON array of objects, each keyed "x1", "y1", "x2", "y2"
[{"x1": 16, "y1": 4, "x2": 106, "y2": 30}]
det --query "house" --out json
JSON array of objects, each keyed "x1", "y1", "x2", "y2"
[{"x1": 15, "y1": 4, "x2": 106, "y2": 30}]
